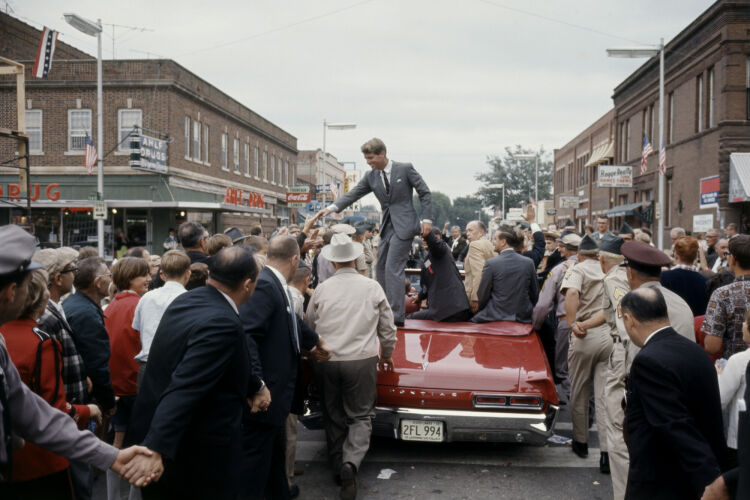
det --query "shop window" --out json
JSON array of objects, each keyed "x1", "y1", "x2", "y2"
[
  {"x1": 25, "y1": 110, "x2": 42, "y2": 153},
  {"x1": 708, "y1": 67, "x2": 715, "y2": 128},
  {"x1": 244, "y1": 143, "x2": 250, "y2": 175},
  {"x1": 254, "y1": 147, "x2": 259, "y2": 178},
  {"x1": 118, "y1": 109, "x2": 142, "y2": 151},
  {"x1": 203, "y1": 124, "x2": 209, "y2": 164},
  {"x1": 233, "y1": 138, "x2": 240, "y2": 172},
  {"x1": 263, "y1": 151, "x2": 268, "y2": 181},
  {"x1": 221, "y1": 133, "x2": 228, "y2": 170},
  {"x1": 68, "y1": 109, "x2": 91, "y2": 151},
  {"x1": 193, "y1": 120, "x2": 201, "y2": 161},
  {"x1": 696, "y1": 75, "x2": 704, "y2": 133},
  {"x1": 271, "y1": 155, "x2": 276, "y2": 184},
  {"x1": 184, "y1": 117, "x2": 190, "y2": 158}
]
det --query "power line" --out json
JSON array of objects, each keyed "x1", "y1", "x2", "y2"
[
  {"x1": 175, "y1": 0, "x2": 376, "y2": 58},
  {"x1": 475, "y1": 0, "x2": 649, "y2": 46}
]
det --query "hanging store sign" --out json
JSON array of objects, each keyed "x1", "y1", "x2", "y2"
[
  {"x1": 130, "y1": 133, "x2": 168, "y2": 174},
  {"x1": 224, "y1": 187, "x2": 265, "y2": 209},
  {"x1": 598, "y1": 165, "x2": 633, "y2": 188},
  {"x1": 558, "y1": 195, "x2": 580, "y2": 208},
  {"x1": 286, "y1": 186, "x2": 311, "y2": 207},
  {"x1": 699, "y1": 175, "x2": 720, "y2": 208},
  {"x1": 693, "y1": 214, "x2": 714, "y2": 233}
]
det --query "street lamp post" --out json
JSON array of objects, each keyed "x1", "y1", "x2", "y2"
[
  {"x1": 65, "y1": 13, "x2": 104, "y2": 257},
  {"x1": 514, "y1": 153, "x2": 539, "y2": 204},
  {"x1": 487, "y1": 183, "x2": 505, "y2": 221},
  {"x1": 321, "y1": 120, "x2": 356, "y2": 210},
  {"x1": 607, "y1": 39, "x2": 665, "y2": 250}
]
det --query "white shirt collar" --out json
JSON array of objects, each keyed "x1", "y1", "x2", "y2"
[
  {"x1": 384, "y1": 160, "x2": 392, "y2": 177},
  {"x1": 266, "y1": 264, "x2": 289, "y2": 291},
  {"x1": 217, "y1": 289, "x2": 239, "y2": 315},
  {"x1": 643, "y1": 325, "x2": 671, "y2": 346}
]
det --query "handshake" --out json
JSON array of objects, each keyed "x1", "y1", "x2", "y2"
[{"x1": 111, "y1": 446, "x2": 165, "y2": 487}]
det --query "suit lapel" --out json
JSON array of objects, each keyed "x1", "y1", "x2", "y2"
[{"x1": 262, "y1": 267, "x2": 297, "y2": 348}]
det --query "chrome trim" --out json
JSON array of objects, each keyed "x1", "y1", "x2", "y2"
[
  {"x1": 472, "y1": 394, "x2": 544, "y2": 410},
  {"x1": 375, "y1": 406, "x2": 547, "y2": 420}
]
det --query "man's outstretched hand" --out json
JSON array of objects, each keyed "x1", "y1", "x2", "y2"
[
  {"x1": 113, "y1": 446, "x2": 163, "y2": 487},
  {"x1": 421, "y1": 220, "x2": 432, "y2": 234},
  {"x1": 316, "y1": 208, "x2": 333, "y2": 219}
]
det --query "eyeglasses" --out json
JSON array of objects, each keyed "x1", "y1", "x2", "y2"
[
  {"x1": 60, "y1": 266, "x2": 78, "y2": 274},
  {"x1": 96, "y1": 272, "x2": 112, "y2": 279}
]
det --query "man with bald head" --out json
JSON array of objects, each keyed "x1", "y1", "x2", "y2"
[
  {"x1": 621, "y1": 287, "x2": 726, "y2": 499},
  {"x1": 463, "y1": 220, "x2": 495, "y2": 313},
  {"x1": 240, "y1": 236, "x2": 330, "y2": 500}
]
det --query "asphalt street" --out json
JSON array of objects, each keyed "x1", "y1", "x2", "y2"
[{"x1": 95, "y1": 402, "x2": 614, "y2": 499}]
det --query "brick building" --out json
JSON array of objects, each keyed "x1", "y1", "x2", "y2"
[
  {"x1": 0, "y1": 12, "x2": 297, "y2": 256},
  {"x1": 554, "y1": 0, "x2": 750, "y2": 242}
]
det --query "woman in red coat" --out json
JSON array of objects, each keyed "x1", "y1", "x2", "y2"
[
  {"x1": 1, "y1": 269, "x2": 102, "y2": 499},
  {"x1": 105, "y1": 256, "x2": 151, "y2": 450}
]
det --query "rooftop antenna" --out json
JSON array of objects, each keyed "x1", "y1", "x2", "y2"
[{"x1": 101, "y1": 22, "x2": 154, "y2": 59}]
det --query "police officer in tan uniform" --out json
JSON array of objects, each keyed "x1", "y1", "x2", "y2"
[
  {"x1": 573, "y1": 233, "x2": 630, "y2": 492},
  {"x1": 560, "y1": 234, "x2": 612, "y2": 467},
  {"x1": 532, "y1": 232, "x2": 581, "y2": 404}
]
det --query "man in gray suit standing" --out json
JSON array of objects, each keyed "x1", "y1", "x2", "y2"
[{"x1": 318, "y1": 138, "x2": 433, "y2": 326}]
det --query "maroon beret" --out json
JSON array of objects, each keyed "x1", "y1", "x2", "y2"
[{"x1": 621, "y1": 241, "x2": 671, "y2": 268}]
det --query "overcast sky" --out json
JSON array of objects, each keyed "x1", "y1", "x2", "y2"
[{"x1": 14, "y1": 0, "x2": 713, "y2": 200}]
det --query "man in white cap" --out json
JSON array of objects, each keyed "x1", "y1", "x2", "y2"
[{"x1": 306, "y1": 233, "x2": 397, "y2": 500}]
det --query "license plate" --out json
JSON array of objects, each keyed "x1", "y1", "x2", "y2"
[{"x1": 400, "y1": 419, "x2": 444, "y2": 442}]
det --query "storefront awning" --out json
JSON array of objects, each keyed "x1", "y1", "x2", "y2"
[
  {"x1": 23, "y1": 199, "x2": 270, "y2": 214},
  {"x1": 729, "y1": 153, "x2": 750, "y2": 203},
  {"x1": 585, "y1": 141, "x2": 614, "y2": 167},
  {"x1": 605, "y1": 201, "x2": 648, "y2": 217}
]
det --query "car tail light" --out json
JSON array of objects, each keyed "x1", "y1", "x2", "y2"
[{"x1": 473, "y1": 394, "x2": 543, "y2": 410}]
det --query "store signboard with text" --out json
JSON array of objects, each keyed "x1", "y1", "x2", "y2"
[
  {"x1": 598, "y1": 165, "x2": 633, "y2": 188},
  {"x1": 699, "y1": 176, "x2": 720, "y2": 208}
]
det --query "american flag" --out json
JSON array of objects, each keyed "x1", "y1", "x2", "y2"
[
  {"x1": 330, "y1": 182, "x2": 339, "y2": 199},
  {"x1": 85, "y1": 132, "x2": 98, "y2": 175},
  {"x1": 641, "y1": 135, "x2": 653, "y2": 175},
  {"x1": 33, "y1": 27, "x2": 58, "y2": 79},
  {"x1": 659, "y1": 136, "x2": 666, "y2": 175}
]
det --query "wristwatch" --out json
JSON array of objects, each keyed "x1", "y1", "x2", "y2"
[{"x1": 255, "y1": 379, "x2": 266, "y2": 394}]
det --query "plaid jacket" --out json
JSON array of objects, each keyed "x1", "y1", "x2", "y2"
[{"x1": 37, "y1": 302, "x2": 88, "y2": 405}]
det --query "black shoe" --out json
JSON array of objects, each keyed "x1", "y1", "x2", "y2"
[
  {"x1": 572, "y1": 440, "x2": 588, "y2": 458},
  {"x1": 599, "y1": 452, "x2": 610, "y2": 474},
  {"x1": 340, "y1": 462, "x2": 357, "y2": 500},
  {"x1": 289, "y1": 484, "x2": 300, "y2": 499},
  {"x1": 395, "y1": 320, "x2": 405, "y2": 327}
]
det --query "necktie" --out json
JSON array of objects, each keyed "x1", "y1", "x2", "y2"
[
  {"x1": 382, "y1": 170, "x2": 390, "y2": 195},
  {"x1": 286, "y1": 288, "x2": 300, "y2": 354}
]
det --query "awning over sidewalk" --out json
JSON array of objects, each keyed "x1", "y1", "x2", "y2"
[
  {"x1": 585, "y1": 141, "x2": 614, "y2": 167},
  {"x1": 729, "y1": 153, "x2": 750, "y2": 203},
  {"x1": 605, "y1": 201, "x2": 648, "y2": 217}
]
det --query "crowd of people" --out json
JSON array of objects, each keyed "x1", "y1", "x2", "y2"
[{"x1": 0, "y1": 134, "x2": 748, "y2": 500}]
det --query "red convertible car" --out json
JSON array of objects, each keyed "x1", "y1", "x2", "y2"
[{"x1": 303, "y1": 319, "x2": 559, "y2": 445}]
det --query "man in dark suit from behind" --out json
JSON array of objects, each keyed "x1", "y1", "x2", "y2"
[
  {"x1": 178, "y1": 221, "x2": 209, "y2": 264},
  {"x1": 621, "y1": 287, "x2": 727, "y2": 500},
  {"x1": 408, "y1": 226, "x2": 471, "y2": 322},
  {"x1": 240, "y1": 236, "x2": 330, "y2": 500},
  {"x1": 125, "y1": 246, "x2": 260, "y2": 500}
]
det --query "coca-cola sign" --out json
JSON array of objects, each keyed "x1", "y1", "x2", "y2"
[{"x1": 286, "y1": 192, "x2": 311, "y2": 203}]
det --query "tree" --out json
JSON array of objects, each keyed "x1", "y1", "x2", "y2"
[
  {"x1": 475, "y1": 145, "x2": 553, "y2": 216},
  {"x1": 451, "y1": 196, "x2": 484, "y2": 229},
  {"x1": 414, "y1": 191, "x2": 452, "y2": 227}
]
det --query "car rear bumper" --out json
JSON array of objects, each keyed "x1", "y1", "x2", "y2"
[{"x1": 372, "y1": 404, "x2": 558, "y2": 445}]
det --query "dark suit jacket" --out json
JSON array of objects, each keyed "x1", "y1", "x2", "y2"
[
  {"x1": 444, "y1": 236, "x2": 467, "y2": 261},
  {"x1": 413, "y1": 232, "x2": 471, "y2": 321},
  {"x1": 241, "y1": 267, "x2": 318, "y2": 427},
  {"x1": 660, "y1": 268, "x2": 709, "y2": 316},
  {"x1": 624, "y1": 327, "x2": 727, "y2": 500},
  {"x1": 332, "y1": 162, "x2": 432, "y2": 240},
  {"x1": 521, "y1": 230, "x2": 546, "y2": 268},
  {"x1": 473, "y1": 249, "x2": 539, "y2": 323},
  {"x1": 62, "y1": 292, "x2": 115, "y2": 411},
  {"x1": 126, "y1": 285, "x2": 251, "y2": 489},
  {"x1": 723, "y1": 361, "x2": 749, "y2": 499}
]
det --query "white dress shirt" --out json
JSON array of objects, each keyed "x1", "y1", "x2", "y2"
[
  {"x1": 131, "y1": 281, "x2": 187, "y2": 363},
  {"x1": 718, "y1": 348, "x2": 750, "y2": 449},
  {"x1": 642, "y1": 325, "x2": 671, "y2": 346},
  {"x1": 266, "y1": 264, "x2": 292, "y2": 308}
]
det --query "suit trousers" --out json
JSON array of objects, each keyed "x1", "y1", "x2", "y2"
[
  {"x1": 240, "y1": 423, "x2": 290, "y2": 500},
  {"x1": 568, "y1": 326, "x2": 612, "y2": 448},
  {"x1": 605, "y1": 339, "x2": 629, "y2": 500},
  {"x1": 284, "y1": 414, "x2": 299, "y2": 487},
  {"x1": 376, "y1": 227, "x2": 413, "y2": 323},
  {"x1": 555, "y1": 319, "x2": 571, "y2": 402},
  {"x1": 313, "y1": 356, "x2": 378, "y2": 471}
]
